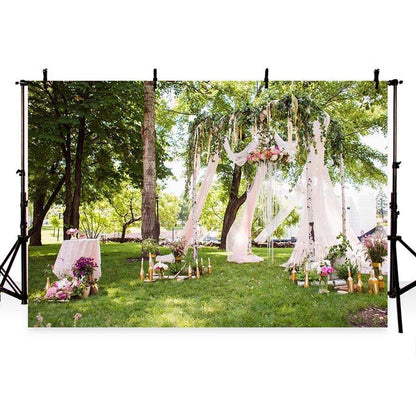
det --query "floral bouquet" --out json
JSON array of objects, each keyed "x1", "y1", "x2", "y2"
[
  {"x1": 45, "y1": 278, "x2": 73, "y2": 301},
  {"x1": 71, "y1": 256, "x2": 98, "y2": 284},
  {"x1": 246, "y1": 145, "x2": 290, "y2": 164},
  {"x1": 316, "y1": 260, "x2": 334, "y2": 277},
  {"x1": 363, "y1": 232, "x2": 388, "y2": 264},
  {"x1": 154, "y1": 262, "x2": 169, "y2": 278},
  {"x1": 66, "y1": 228, "x2": 78, "y2": 238},
  {"x1": 71, "y1": 278, "x2": 88, "y2": 297},
  {"x1": 171, "y1": 238, "x2": 187, "y2": 258},
  {"x1": 316, "y1": 260, "x2": 333, "y2": 293}
]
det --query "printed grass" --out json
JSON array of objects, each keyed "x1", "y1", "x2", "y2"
[{"x1": 27, "y1": 242, "x2": 387, "y2": 327}]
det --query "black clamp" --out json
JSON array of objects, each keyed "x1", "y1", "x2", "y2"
[
  {"x1": 43, "y1": 68, "x2": 48, "y2": 86},
  {"x1": 374, "y1": 69, "x2": 380, "y2": 90},
  {"x1": 388, "y1": 79, "x2": 403, "y2": 86},
  {"x1": 264, "y1": 68, "x2": 269, "y2": 89},
  {"x1": 153, "y1": 68, "x2": 157, "y2": 90}
]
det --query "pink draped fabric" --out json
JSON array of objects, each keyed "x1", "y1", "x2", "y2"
[
  {"x1": 182, "y1": 153, "x2": 220, "y2": 248},
  {"x1": 226, "y1": 164, "x2": 266, "y2": 263}
]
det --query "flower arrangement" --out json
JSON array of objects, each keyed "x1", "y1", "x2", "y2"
[
  {"x1": 363, "y1": 232, "x2": 388, "y2": 264},
  {"x1": 71, "y1": 256, "x2": 98, "y2": 283},
  {"x1": 66, "y1": 228, "x2": 78, "y2": 238},
  {"x1": 154, "y1": 262, "x2": 169, "y2": 278},
  {"x1": 45, "y1": 278, "x2": 73, "y2": 301},
  {"x1": 70, "y1": 278, "x2": 88, "y2": 297},
  {"x1": 327, "y1": 233, "x2": 352, "y2": 264},
  {"x1": 170, "y1": 238, "x2": 187, "y2": 257},
  {"x1": 140, "y1": 238, "x2": 159, "y2": 256},
  {"x1": 154, "y1": 262, "x2": 169, "y2": 272},
  {"x1": 246, "y1": 145, "x2": 290, "y2": 164},
  {"x1": 316, "y1": 260, "x2": 334, "y2": 277}
]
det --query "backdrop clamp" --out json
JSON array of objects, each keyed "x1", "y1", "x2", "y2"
[
  {"x1": 153, "y1": 68, "x2": 157, "y2": 90},
  {"x1": 264, "y1": 68, "x2": 269, "y2": 89}
]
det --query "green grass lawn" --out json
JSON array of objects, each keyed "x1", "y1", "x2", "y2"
[{"x1": 27, "y1": 242, "x2": 387, "y2": 327}]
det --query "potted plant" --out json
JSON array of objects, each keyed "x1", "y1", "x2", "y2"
[
  {"x1": 363, "y1": 232, "x2": 387, "y2": 267},
  {"x1": 140, "y1": 238, "x2": 159, "y2": 258},
  {"x1": 170, "y1": 238, "x2": 187, "y2": 262},
  {"x1": 154, "y1": 262, "x2": 169, "y2": 279},
  {"x1": 71, "y1": 256, "x2": 99, "y2": 297},
  {"x1": 327, "y1": 233, "x2": 352, "y2": 269},
  {"x1": 363, "y1": 232, "x2": 388, "y2": 288},
  {"x1": 71, "y1": 278, "x2": 89, "y2": 298},
  {"x1": 336, "y1": 260, "x2": 358, "y2": 281}
]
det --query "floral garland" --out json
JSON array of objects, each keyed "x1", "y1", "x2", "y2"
[{"x1": 246, "y1": 145, "x2": 290, "y2": 164}]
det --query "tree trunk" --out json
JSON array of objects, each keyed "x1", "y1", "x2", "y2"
[
  {"x1": 121, "y1": 223, "x2": 128, "y2": 242},
  {"x1": 63, "y1": 117, "x2": 85, "y2": 239},
  {"x1": 71, "y1": 116, "x2": 86, "y2": 229},
  {"x1": 141, "y1": 81, "x2": 160, "y2": 242},
  {"x1": 28, "y1": 175, "x2": 66, "y2": 246},
  {"x1": 340, "y1": 153, "x2": 347, "y2": 236},
  {"x1": 29, "y1": 194, "x2": 46, "y2": 246},
  {"x1": 306, "y1": 143, "x2": 315, "y2": 262},
  {"x1": 219, "y1": 164, "x2": 247, "y2": 249},
  {"x1": 63, "y1": 135, "x2": 73, "y2": 240}
]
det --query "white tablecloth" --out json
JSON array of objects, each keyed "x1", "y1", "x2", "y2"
[{"x1": 53, "y1": 239, "x2": 101, "y2": 280}]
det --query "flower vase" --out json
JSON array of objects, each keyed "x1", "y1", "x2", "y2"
[
  {"x1": 318, "y1": 274, "x2": 329, "y2": 293},
  {"x1": 373, "y1": 262, "x2": 384, "y2": 291},
  {"x1": 90, "y1": 283, "x2": 99, "y2": 295},
  {"x1": 81, "y1": 285, "x2": 91, "y2": 298}
]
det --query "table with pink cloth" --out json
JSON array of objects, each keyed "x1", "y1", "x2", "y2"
[{"x1": 53, "y1": 239, "x2": 101, "y2": 280}]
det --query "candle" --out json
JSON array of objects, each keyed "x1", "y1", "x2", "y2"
[{"x1": 140, "y1": 258, "x2": 145, "y2": 281}]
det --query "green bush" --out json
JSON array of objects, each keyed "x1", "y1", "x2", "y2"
[{"x1": 336, "y1": 260, "x2": 358, "y2": 280}]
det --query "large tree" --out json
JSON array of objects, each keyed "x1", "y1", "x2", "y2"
[
  {"x1": 28, "y1": 81, "x2": 173, "y2": 245},
  {"x1": 141, "y1": 81, "x2": 160, "y2": 241}
]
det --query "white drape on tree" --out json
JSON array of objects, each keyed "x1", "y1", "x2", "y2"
[
  {"x1": 226, "y1": 163, "x2": 266, "y2": 263},
  {"x1": 283, "y1": 119, "x2": 360, "y2": 267},
  {"x1": 182, "y1": 152, "x2": 220, "y2": 248},
  {"x1": 223, "y1": 136, "x2": 259, "y2": 166},
  {"x1": 156, "y1": 153, "x2": 220, "y2": 264}
]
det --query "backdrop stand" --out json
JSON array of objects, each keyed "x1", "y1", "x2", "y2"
[
  {"x1": 387, "y1": 78, "x2": 416, "y2": 333},
  {"x1": 0, "y1": 81, "x2": 29, "y2": 304}
]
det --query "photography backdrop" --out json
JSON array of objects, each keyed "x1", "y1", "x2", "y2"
[
  {"x1": 1, "y1": 1, "x2": 416, "y2": 415},
  {"x1": 27, "y1": 80, "x2": 388, "y2": 327}
]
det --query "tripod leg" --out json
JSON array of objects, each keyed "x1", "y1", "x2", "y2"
[{"x1": 389, "y1": 240, "x2": 403, "y2": 332}]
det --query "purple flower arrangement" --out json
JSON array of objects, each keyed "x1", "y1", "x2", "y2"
[{"x1": 72, "y1": 256, "x2": 98, "y2": 281}]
